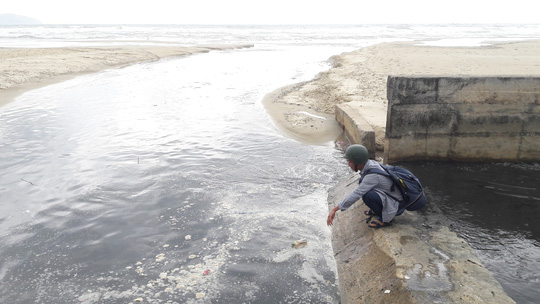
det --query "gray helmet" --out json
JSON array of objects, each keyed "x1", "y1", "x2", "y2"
[{"x1": 344, "y1": 144, "x2": 369, "y2": 165}]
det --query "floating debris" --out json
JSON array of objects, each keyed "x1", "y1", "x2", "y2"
[
  {"x1": 156, "y1": 253, "x2": 166, "y2": 262},
  {"x1": 196, "y1": 292, "x2": 206, "y2": 299},
  {"x1": 291, "y1": 239, "x2": 307, "y2": 248},
  {"x1": 185, "y1": 235, "x2": 192, "y2": 240}
]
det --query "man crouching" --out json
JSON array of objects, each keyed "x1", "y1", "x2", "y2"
[{"x1": 327, "y1": 144, "x2": 402, "y2": 228}]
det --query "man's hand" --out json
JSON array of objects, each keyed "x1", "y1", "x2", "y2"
[{"x1": 327, "y1": 206, "x2": 339, "y2": 226}]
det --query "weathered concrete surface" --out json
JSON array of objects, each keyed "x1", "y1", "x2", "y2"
[
  {"x1": 328, "y1": 173, "x2": 515, "y2": 304},
  {"x1": 385, "y1": 76, "x2": 540, "y2": 162},
  {"x1": 335, "y1": 103, "x2": 376, "y2": 159}
]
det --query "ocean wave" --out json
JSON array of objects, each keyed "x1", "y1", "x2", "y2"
[{"x1": 1, "y1": 24, "x2": 540, "y2": 48}]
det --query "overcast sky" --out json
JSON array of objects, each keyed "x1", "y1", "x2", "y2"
[{"x1": 2, "y1": 0, "x2": 539, "y2": 24}]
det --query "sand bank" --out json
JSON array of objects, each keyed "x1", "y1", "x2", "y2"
[
  {"x1": 264, "y1": 40, "x2": 540, "y2": 147},
  {"x1": 0, "y1": 44, "x2": 252, "y2": 106}
]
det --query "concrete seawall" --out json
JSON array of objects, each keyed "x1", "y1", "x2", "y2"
[
  {"x1": 335, "y1": 104, "x2": 376, "y2": 159},
  {"x1": 384, "y1": 76, "x2": 540, "y2": 162},
  {"x1": 329, "y1": 76, "x2": 534, "y2": 303},
  {"x1": 327, "y1": 177, "x2": 514, "y2": 304}
]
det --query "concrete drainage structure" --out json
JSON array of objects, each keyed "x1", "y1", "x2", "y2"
[
  {"x1": 384, "y1": 76, "x2": 540, "y2": 163},
  {"x1": 327, "y1": 174, "x2": 514, "y2": 304},
  {"x1": 330, "y1": 76, "x2": 540, "y2": 303}
]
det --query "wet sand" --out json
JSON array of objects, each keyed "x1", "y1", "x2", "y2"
[
  {"x1": 0, "y1": 44, "x2": 252, "y2": 106},
  {"x1": 264, "y1": 40, "x2": 540, "y2": 147}
]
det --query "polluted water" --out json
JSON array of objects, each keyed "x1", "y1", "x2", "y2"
[{"x1": 0, "y1": 43, "x2": 346, "y2": 303}]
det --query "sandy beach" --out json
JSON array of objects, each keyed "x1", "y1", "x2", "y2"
[
  {"x1": 264, "y1": 40, "x2": 540, "y2": 148},
  {"x1": 3, "y1": 40, "x2": 540, "y2": 147},
  {"x1": 0, "y1": 44, "x2": 252, "y2": 106}
]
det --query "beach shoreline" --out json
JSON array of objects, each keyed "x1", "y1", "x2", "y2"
[
  {"x1": 264, "y1": 40, "x2": 540, "y2": 148},
  {"x1": 0, "y1": 44, "x2": 252, "y2": 106},
  {"x1": 3, "y1": 40, "x2": 540, "y2": 146}
]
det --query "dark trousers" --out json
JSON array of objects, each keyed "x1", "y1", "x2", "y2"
[{"x1": 363, "y1": 190, "x2": 383, "y2": 217}]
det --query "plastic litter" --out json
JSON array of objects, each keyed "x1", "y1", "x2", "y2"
[
  {"x1": 291, "y1": 239, "x2": 307, "y2": 248},
  {"x1": 196, "y1": 292, "x2": 206, "y2": 299}
]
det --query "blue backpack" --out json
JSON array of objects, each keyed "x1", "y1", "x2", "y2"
[{"x1": 365, "y1": 164, "x2": 427, "y2": 213}]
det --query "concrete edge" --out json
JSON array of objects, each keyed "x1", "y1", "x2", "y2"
[
  {"x1": 384, "y1": 75, "x2": 540, "y2": 162},
  {"x1": 331, "y1": 105, "x2": 514, "y2": 303},
  {"x1": 328, "y1": 173, "x2": 515, "y2": 304},
  {"x1": 335, "y1": 104, "x2": 376, "y2": 159}
]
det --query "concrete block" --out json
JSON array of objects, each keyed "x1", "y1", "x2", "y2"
[
  {"x1": 385, "y1": 137, "x2": 427, "y2": 161},
  {"x1": 520, "y1": 135, "x2": 540, "y2": 160},
  {"x1": 335, "y1": 103, "x2": 376, "y2": 158},
  {"x1": 425, "y1": 136, "x2": 452, "y2": 159},
  {"x1": 328, "y1": 172, "x2": 515, "y2": 304},
  {"x1": 455, "y1": 111, "x2": 524, "y2": 135},
  {"x1": 387, "y1": 77, "x2": 439, "y2": 105},
  {"x1": 451, "y1": 135, "x2": 521, "y2": 161},
  {"x1": 452, "y1": 77, "x2": 540, "y2": 104},
  {"x1": 385, "y1": 76, "x2": 540, "y2": 162},
  {"x1": 387, "y1": 104, "x2": 457, "y2": 137},
  {"x1": 523, "y1": 111, "x2": 540, "y2": 133}
]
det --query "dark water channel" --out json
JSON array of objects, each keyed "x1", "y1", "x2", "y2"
[{"x1": 402, "y1": 161, "x2": 540, "y2": 303}]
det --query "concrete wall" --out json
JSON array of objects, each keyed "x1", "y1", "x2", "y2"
[
  {"x1": 335, "y1": 103, "x2": 376, "y2": 159},
  {"x1": 328, "y1": 173, "x2": 515, "y2": 304},
  {"x1": 384, "y1": 76, "x2": 540, "y2": 163},
  {"x1": 330, "y1": 77, "x2": 524, "y2": 303}
]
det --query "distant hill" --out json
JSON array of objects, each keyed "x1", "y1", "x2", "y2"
[{"x1": 0, "y1": 14, "x2": 41, "y2": 25}]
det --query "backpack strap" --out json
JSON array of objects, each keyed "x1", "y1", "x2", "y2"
[
  {"x1": 363, "y1": 166, "x2": 395, "y2": 192},
  {"x1": 360, "y1": 168, "x2": 388, "y2": 184},
  {"x1": 361, "y1": 167, "x2": 402, "y2": 203},
  {"x1": 364, "y1": 164, "x2": 426, "y2": 214},
  {"x1": 400, "y1": 190, "x2": 425, "y2": 210}
]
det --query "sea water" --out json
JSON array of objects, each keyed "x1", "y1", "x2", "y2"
[{"x1": 1, "y1": 24, "x2": 540, "y2": 303}]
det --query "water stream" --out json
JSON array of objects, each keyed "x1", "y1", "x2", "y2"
[{"x1": 0, "y1": 48, "x2": 346, "y2": 303}]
